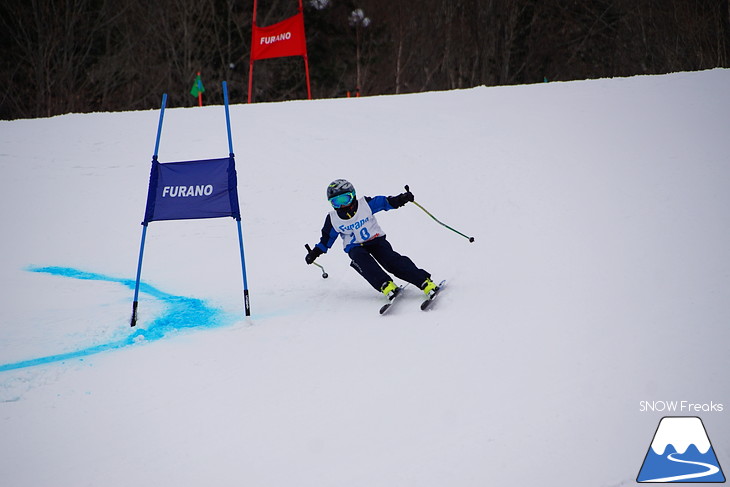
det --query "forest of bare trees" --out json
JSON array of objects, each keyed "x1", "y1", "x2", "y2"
[{"x1": 1, "y1": 0, "x2": 728, "y2": 119}]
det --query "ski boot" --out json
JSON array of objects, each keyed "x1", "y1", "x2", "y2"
[
  {"x1": 420, "y1": 278, "x2": 438, "y2": 298},
  {"x1": 381, "y1": 280, "x2": 399, "y2": 300}
]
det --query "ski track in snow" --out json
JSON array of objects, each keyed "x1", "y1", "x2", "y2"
[{"x1": 0, "y1": 266, "x2": 232, "y2": 372}]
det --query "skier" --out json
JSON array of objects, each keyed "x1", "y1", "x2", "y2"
[{"x1": 305, "y1": 179, "x2": 438, "y2": 299}]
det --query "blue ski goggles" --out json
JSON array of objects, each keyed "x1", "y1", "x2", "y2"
[{"x1": 329, "y1": 191, "x2": 355, "y2": 208}]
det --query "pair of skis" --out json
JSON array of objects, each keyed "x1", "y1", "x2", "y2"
[{"x1": 379, "y1": 280, "x2": 446, "y2": 315}]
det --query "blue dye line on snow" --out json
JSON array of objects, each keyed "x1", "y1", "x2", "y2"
[{"x1": 0, "y1": 266, "x2": 232, "y2": 372}]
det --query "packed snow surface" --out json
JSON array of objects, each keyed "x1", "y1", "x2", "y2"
[{"x1": 1, "y1": 69, "x2": 729, "y2": 486}]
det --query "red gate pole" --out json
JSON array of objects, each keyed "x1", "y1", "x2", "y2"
[
  {"x1": 248, "y1": 0, "x2": 259, "y2": 103},
  {"x1": 197, "y1": 71, "x2": 203, "y2": 107},
  {"x1": 299, "y1": 0, "x2": 312, "y2": 100},
  {"x1": 303, "y1": 54, "x2": 312, "y2": 100}
]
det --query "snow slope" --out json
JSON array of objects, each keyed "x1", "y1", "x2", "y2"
[{"x1": 1, "y1": 69, "x2": 729, "y2": 487}]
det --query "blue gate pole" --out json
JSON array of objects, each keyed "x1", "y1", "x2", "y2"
[
  {"x1": 223, "y1": 82, "x2": 251, "y2": 317},
  {"x1": 130, "y1": 224, "x2": 148, "y2": 327},
  {"x1": 237, "y1": 220, "x2": 251, "y2": 316},
  {"x1": 223, "y1": 81, "x2": 234, "y2": 156},
  {"x1": 131, "y1": 93, "x2": 168, "y2": 327}
]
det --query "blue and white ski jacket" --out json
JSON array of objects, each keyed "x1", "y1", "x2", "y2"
[{"x1": 315, "y1": 195, "x2": 400, "y2": 253}]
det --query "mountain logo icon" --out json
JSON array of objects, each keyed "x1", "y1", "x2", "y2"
[{"x1": 637, "y1": 416, "x2": 726, "y2": 483}]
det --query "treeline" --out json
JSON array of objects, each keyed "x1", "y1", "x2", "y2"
[{"x1": 1, "y1": 0, "x2": 728, "y2": 119}]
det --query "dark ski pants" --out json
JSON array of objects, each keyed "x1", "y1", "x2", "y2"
[{"x1": 348, "y1": 236, "x2": 430, "y2": 292}]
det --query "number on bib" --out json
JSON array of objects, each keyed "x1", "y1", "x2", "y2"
[{"x1": 348, "y1": 227, "x2": 372, "y2": 245}]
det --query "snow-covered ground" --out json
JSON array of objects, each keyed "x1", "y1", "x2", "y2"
[{"x1": 1, "y1": 69, "x2": 729, "y2": 486}]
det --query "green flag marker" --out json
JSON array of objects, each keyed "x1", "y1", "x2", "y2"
[{"x1": 190, "y1": 74, "x2": 205, "y2": 97}]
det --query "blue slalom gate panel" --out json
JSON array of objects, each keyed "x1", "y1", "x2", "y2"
[
  {"x1": 143, "y1": 157, "x2": 241, "y2": 223},
  {"x1": 131, "y1": 81, "x2": 251, "y2": 326}
]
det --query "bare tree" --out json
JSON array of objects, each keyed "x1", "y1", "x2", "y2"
[{"x1": 1, "y1": 0, "x2": 728, "y2": 119}]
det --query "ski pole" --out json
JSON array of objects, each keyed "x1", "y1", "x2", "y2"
[
  {"x1": 405, "y1": 185, "x2": 475, "y2": 243},
  {"x1": 305, "y1": 244, "x2": 329, "y2": 278}
]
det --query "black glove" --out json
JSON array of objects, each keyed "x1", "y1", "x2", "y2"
[
  {"x1": 305, "y1": 245, "x2": 324, "y2": 265},
  {"x1": 396, "y1": 189, "x2": 414, "y2": 206}
]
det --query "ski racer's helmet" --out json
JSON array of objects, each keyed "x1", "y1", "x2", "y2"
[{"x1": 327, "y1": 179, "x2": 356, "y2": 209}]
